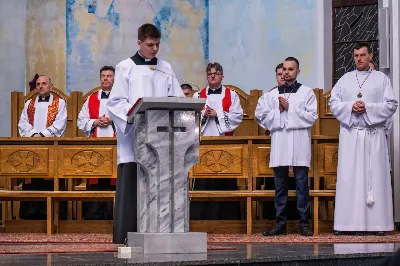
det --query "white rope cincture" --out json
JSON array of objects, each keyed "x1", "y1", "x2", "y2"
[{"x1": 366, "y1": 128, "x2": 376, "y2": 206}]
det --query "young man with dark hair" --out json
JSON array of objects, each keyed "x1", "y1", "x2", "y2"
[
  {"x1": 255, "y1": 57, "x2": 317, "y2": 236},
  {"x1": 107, "y1": 23, "x2": 184, "y2": 244},
  {"x1": 330, "y1": 42, "x2": 398, "y2": 236},
  {"x1": 78, "y1": 65, "x2": 116, "y2": 220}
]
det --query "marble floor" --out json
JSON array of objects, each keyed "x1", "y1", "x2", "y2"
[{"x1": 0, "y1": 243, "x2": 398, "y2": 266}]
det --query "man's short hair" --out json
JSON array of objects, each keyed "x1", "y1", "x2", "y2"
[
  {"x1": 206, "y1": 62, "x2": 223, "y2": 74},
  {"x1": 284, "y1": 57, "x2": 300, "y2": 69},
  {"x1": 100, "y1": 66, "x2": 115, "y2": 76},
  {"x1": 275, "y1": 63, "x2": 283, "y2": 73},
  {"x1": 181, "y1": 84, "x2": 192, "y2": 90},
  {"x1": 138, "y1": 24, "x2": 161, "y2": 42},
  {"x1": 354, "y1": 42, "x2": 372, "y2": 54}
]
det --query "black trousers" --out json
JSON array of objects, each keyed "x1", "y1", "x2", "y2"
[
  {"x1": 84, "y1": 179, "x2": 115, "y2": 220},
  {"x1": 113, "y1": 162, "x2": 137, "y2": 244},
  {"x1": 274, "y1": 166, "x2": 310, "y2": 227}
]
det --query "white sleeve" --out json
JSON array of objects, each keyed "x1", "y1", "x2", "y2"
[
  {"x1": 286, "y1": 89, "x2": 318, "y2": 129},
  {"x1": 215, "y1": 91, "x2": 243, "y2": 133},
  {"x1": 77, "y1": 99, "x2": 95, "y2": 137},
  {"x1": 363, "y1": 76, "x2": 398, "y2": 126},
  {"x1": 40, "y1": 99, "x2": 67, "y2": 137},
  {"x1": 106, "y1": 62, "x2": 134, "y2": 135},
  {"x1": 329, "y1": 78, "x2": 355, "y2": 127},
  {"x1": 18, "y1": 100, "x2": 37, "y2": 137},
  {"x1": 255, "y1": 92, "x2": 281, "y2": 131}
]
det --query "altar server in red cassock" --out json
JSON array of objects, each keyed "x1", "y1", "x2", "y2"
[
  {"x1": 192, "y1": 62, "x2": 243, "y2": 220},
  {"x1": 78, "y1": 66, "x2": 116, "y2": 220}
]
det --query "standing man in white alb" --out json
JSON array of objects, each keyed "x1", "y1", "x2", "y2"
[
  {"x1": 255, "y1": 57, "x2": 317, "y2": 236},
  {"x1": 106, "y1": 23, "x2": 184, "y2": 244},
  {"x1": 329, "y1": 42, "x2": 398, "y2": 236}
]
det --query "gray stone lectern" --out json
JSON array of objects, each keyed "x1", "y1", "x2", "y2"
[{"x1": 125, "y1": 97, "x2": 207, "y2": 255}]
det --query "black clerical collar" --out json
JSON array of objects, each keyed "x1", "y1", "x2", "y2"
[
  {"x1": 130, "y1": 52, "x2": 158, "y2": 65},
  {"x1": 38, "y1": 95, "x2": 50, "y2": 102},
  {"x1": 101, "y1": 91, "x2": 110, "y2": 99},
  {"x1": 208, "y1": 86, "x2": 223, "y2": 95},
  {"x1": 278, "y1": 81, "x2": 302, "y2": 94}
]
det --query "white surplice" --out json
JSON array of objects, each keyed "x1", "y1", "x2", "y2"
[
  {"x1": 77, "y1": 89, "x2": 114, "y2": 137},
  {"x1": 255, "y1": 84, "x2": 317, "y2": 167},
  {"x1": 18, "y1": 94, "x2": 67, "y2": 137},
  {"x1": 329, "y1": 69, "x2": 398, "y2": 231},
  {"x1": 192, "y1": 86, "x2": 243, "y2": 136},
  {"x1": 106, "y1": 57, "x2": 184, "y2": 164}
]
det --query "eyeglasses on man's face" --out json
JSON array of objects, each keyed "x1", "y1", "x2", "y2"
[{"x1": 207, "y1": 72, "x2": 221, "y2": 77}]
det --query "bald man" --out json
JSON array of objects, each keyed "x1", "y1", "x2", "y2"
[{"x1": 18, "y1": 75, "x2": 67, "y2": 220}]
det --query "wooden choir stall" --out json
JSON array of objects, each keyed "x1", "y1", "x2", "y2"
[{"x1": 0, "y1": 86, "x2": 340, "y2": 236}]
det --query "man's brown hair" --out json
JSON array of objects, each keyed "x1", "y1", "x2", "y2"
[
  {"x1": 138, "y1": 23, "x2": 161, "y2": 42},
  {"x1": 99, "y1": 66, "x2": 115, "y2": 76},
  {"x1": 206, "y1": 62, "x2": 223, "y2": 74}
]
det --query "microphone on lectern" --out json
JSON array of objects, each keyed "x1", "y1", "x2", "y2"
[{"x1": 149, "y1": 66, "x2": 201, "y2": 93}]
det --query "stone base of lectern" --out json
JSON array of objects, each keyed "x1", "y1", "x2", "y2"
[{"x1": 126, "y1": 232, "x2": 207, "y2": 254}]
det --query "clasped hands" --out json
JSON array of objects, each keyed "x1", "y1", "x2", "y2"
[
  {"x1": 352, "y1": 100, "x2": 366, "y2": 114},
  {"x1": 278, "y1": 96, "x2": 289, "y2": 113},
  {"x1": 204, "y1": 106, "x2": 217, "y2": 118},
  {"x1": 93, "y1": 114, "x2": 113, "y2": 128}
]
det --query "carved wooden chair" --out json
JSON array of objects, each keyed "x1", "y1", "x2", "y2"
[{"x1": 223, "y1": 85, "x2": 260, "y2": 136}]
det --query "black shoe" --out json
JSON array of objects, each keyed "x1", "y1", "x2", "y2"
[
  {"x1": 376, "y1": 231, "x2": 385, "y2": 236},
  {"x1": 299, "y1": 225, "x2": 313, "y2": 236},
  {"x1": 262, "y1": 226, "x2": 286, "y2": 236}
]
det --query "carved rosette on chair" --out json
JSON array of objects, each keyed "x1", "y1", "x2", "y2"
[{"x1": 126, "y1": 97, "x2": 207, "y2": 255}]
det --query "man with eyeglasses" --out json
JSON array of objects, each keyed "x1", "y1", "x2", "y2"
[{"x1": 191, "y1": 62, "x2": 243, "y2": 220}]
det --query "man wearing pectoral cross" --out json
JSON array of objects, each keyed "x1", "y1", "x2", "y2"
[
  {"x1": 255, "y1": 57, "x2": 317, "y2": 236},
  {"x1": 78, "y1": 66, "x2": 116, "y2": 220},
  {"x1": 18, "y1": 75, "x2": 67, "y2": 220},
  {"x1": 106, "y1": 23, "x2": 184, "y2": 244},
  {"x1": 329, "y1": 42, "x2": 398, "y2": 236}
]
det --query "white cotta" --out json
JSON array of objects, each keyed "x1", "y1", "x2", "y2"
[
  {"x1": 106, "y1": 58, "x2": 184, "y2": 164},
  {"x1": 78, "y1": 89, "x2": 114, "y2": 137},
  {"x1": 193, "y1": 86, "x2": 243, "y2": 136},
  {"x1": 255, "y1": 85, "x2": 317, "y2": 167},
  {"x1": 18, "y1": 94, "x2": 67, "y2": 137}
]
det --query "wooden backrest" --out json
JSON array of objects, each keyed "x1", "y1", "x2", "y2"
[
  {"x1": 224, "y1": 85, "x2": 259, "y2": 136},
  {"x1": 11, "y1": 88, "x2": 78, "y2": 137},
  {"x1": 318, "y1": 89, "x2": 340, "y2": 136},
  {"x1": 75, "y1": 86, "x2": 101, "y2": 137}
]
